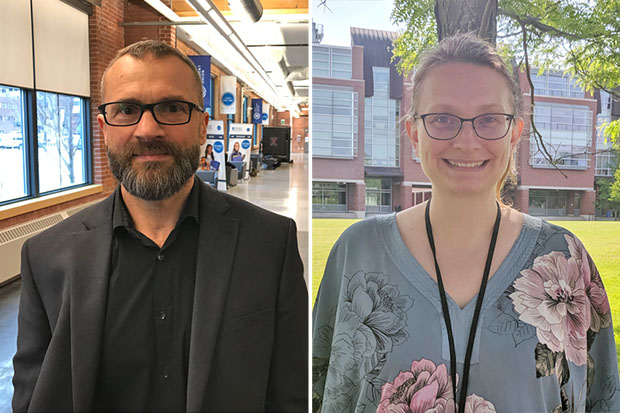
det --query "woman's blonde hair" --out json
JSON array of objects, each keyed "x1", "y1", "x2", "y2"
[{"x1": 410, "y1": 33, "x2": 522, "y2": 203}]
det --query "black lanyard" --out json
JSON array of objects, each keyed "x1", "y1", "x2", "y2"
[{"x1": 424, "y1": 201, "x2": 501, "y2": 412}]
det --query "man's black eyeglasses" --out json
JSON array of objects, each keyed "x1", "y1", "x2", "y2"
[
  {"x1": 98, "y1": 100, "x2": 205, "y2": 126},
  {"x1": 413, "y1": 113, "x2": 515, "y2": 140}
]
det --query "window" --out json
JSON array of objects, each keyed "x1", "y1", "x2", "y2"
[
  {"x1": 36, "y1": 91, "x2": 87, "y2": 193},
  {"x1": 365, "y1": 68, "x2": 400, "y2": 167},
  {"x1": 529, "y1": 69, "x2": 585, "y2": 98},
  {"x1": 0, "y1": 0, "x2": 91, "y2": 205},
  {"x1": 206, "y1": 76, "x2": 215, "y2": 118},
  {"x1": 595, "y1": 91, "x2": 618, "y2": 176},
  {"x1": 312, "y1": 182, "x2": 347, "y2": 212},
  {"x1": 529, "y1": 189, "x2": 568, "y2": 216},
  {"x1": 530, "y1": 102, "x2": 592, "y2": 169},
  {"x1": 0, "y1": 86, "x2": 27, "y2": 202},
  {"x1": 312, "y1": 85, "x2": 358, "y2": 158},
  {"x1": 365, "y1": 178, "x2": 392, "y2": 214},
  {"x1": 242, "y1": 96, "x2": 248, "y2": 123},
  {"x1": 312, "y1": 45, "x2": 352, "y2": 79}
]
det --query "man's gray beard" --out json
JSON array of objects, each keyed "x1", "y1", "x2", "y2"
[{"x1": 107, "y1": 140, "x2": 201, "y2": 201}]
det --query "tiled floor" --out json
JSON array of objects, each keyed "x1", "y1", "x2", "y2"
[{"x1": 0, "y1": 152, "x2": 308, "y2": 410}]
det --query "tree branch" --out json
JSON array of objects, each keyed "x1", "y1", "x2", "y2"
[
  {"x1": 499, "y1": 7, "x2": 583, "y2": 40},
  {"x1": 519, "y1": 21, "x2": 568, "y2": 178}
]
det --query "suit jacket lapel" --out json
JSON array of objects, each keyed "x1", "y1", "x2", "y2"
[
  {"x1": 187, "y1": 183, "x2": 239, "y2": 412},
  {"x1": 69, "y1": 196, "x2": 114, "y2": 411}
]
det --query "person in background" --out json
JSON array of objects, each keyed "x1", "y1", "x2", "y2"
[
  {"x1": 230, "y1": 141, "x2": 245, "y2": 161},
  {"x1": 13, "y1": 39, "x2": 307, "y2": 413},
  {"x1": 313, "y1": 33, "x2": 619, "y2": 412}
]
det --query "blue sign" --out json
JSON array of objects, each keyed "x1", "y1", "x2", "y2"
[
  {"x1": 187, "y1": 55, "x2": 211, "y2": 109},
  {"x1": 213, "y1": 141, "x2": 224, "y2": 153},
  {"x1": 241, "y1": 140, "x2": 251, "y2": 150},
  {"x1": 251, "y1": 99, "x2": 263, "y2": 124},
  {"x1": 261, "y1": 113, "x2": 268, "y2": 121},
  {"x1": 222, "y1": 92, "x2": 234, "y2": 106},
  {"x1": 217, "y1": 125, "x2": 222, "y2": 131}
]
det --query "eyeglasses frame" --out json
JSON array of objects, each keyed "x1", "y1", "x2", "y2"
[
  {"x1": 98, "y1": 100, "x2": 205, "y2": 127},
  {"x1": 413, "y1": 112, "x2": 516, "y2": 141}
]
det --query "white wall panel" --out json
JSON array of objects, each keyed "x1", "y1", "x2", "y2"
[
  {"x1": 0, "y1": 1, "x2": 34, "y2": 88},
  {"x1": 33, "y1": 0, "x2": 90, "y2": 97}
]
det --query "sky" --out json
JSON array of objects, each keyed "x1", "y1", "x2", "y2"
[{"x1": 311, "y1": 0, "x2": 402, "y2": 46}]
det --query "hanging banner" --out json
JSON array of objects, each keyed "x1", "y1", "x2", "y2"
[
  {"x1": 188, "y1": 55, "x2": 211, "y2": 110},
  {"x1": 228, "y1": 123, "x2": 253, "y2": 180},
  {"x1": 261, "y1": 103, "x2": 270, "y2": 125},
  {"x1": 220, "y1": 76, "x2": 237, "y2": 114},
  {"x1": 251, "y1": 98, "x2": 263, "y2": 124},
  {"x1": 202, "y1": 120, "x2": 227, "y2": 191}
]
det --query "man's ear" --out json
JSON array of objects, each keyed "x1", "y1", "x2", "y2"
[
  {"x1": 199, "y1": 112, "x2": 208, "y2": 145},
  {"x1": 97, "y1": 114, "x2": 108, "y2": 146}
]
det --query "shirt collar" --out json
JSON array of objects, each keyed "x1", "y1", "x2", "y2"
[{"x1": 112, "y1": 179, "x2": 201, "y2": 231}]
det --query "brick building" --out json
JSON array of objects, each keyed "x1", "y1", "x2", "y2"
[{"x1": 312, "y1": 26, "x2": 618, "y2": 219}]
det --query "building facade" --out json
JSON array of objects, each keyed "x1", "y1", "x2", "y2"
[{"x1": 312, "y1": 26, "x2": 617, "y2": 219}]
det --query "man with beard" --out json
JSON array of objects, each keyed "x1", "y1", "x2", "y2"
[{"x1": 12, "y1": 40, "x2": 307, "y2": 412}]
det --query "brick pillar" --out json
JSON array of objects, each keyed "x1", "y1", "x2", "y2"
[
  {"x1": 515, "y1": 188, "x2": 529, "y2": 213},
  {"x1": 581, "y1": 190, "x2": 596, "y2": 216},
  {"x1": 348, "y1": 183, "x2": 366, "y2": 218},
  {"x1": 89, "y1": 0, "x2": 126, "y2": 194}
]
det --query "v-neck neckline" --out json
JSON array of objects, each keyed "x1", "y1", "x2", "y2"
[{"x1": 375, "y1": 212, "x2": 541, "y2": 315}]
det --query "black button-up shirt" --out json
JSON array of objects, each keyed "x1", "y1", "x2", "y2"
[{"x1": 92, "y1": 182, "x2": 200, "y2": 412}]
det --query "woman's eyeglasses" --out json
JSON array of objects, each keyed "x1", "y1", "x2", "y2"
[{"x1": 413, "y1": 113, "x2": 515, "y2": 140}]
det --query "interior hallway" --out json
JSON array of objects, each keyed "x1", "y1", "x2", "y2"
[
  {"x1": 228, "y1": 152, "x2": 309, "y2": 279},
  {"x1": 0, "y1": 152, "x2": 308, "y2": 410}
]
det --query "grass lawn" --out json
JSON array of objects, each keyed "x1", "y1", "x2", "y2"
[{"x1": 312, "y1": 218, "x2": 620, "y2": 371}]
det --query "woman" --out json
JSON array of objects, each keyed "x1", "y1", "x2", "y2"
[
  {"x1": 230, "y1": 141, "x2": 245, "y2": 161},
  {"x1": 205, "y1": 144, "x2": 215, "y2": 163},
  {"x1": 312, "y1": 33, "x2": 619, "y2": 412}
]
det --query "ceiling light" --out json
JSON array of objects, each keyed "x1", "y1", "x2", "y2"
[{"x1": 228, "y1": 0, "x2": 263, "y2": 23}]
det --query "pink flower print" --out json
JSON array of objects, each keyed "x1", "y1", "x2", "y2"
[
  {"x1": 464, "y1": 394, "x2": 496, "y2": 412},
  {"x1": 510, "y1": 251, "x2": 590, "y2": 365},
  {"x1": 378, "y1": 359, "x2": 456, "y2": 413},
  {"x1": 565, "y1": 234, "x2": 611, "y2": 332}
]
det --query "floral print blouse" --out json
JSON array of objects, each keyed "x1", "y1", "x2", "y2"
[{"x1": 312, "y1": 214, "x2": 620, "y2": 412}]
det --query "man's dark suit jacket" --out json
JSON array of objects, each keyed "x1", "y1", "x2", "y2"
[{"x1": 12, "y1": 179, "x2": 308, "y2": 412}]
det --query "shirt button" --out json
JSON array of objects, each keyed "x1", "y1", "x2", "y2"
[
  {"x1": 159, "y1": 310, "x2": 166, "y2": 320},
  {"x1": 156, "y1": 253, "x2": 164, "y2": 261},
  {"x1": 163, "y1": 367, "x2": 170, "y2": 379}
]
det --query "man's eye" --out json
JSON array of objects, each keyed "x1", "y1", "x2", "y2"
[
  {"x1": 116, "y1": 105, "x2": 137, "y2": 116},
  {"x1": 160, "y1": 102, "x2": 188, "y2": 113}
]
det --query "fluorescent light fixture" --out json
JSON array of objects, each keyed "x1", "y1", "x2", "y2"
[
  {"x1": 208, "y1": 9, "x2": 232, "y2": 36},
  {"x1": 228, "y1": 0, "x2": 263, "y2": 23}
]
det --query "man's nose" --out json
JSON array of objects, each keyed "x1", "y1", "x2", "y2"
[{"x1": 133, "y1": 108, "x2": 165, "y2": 138}]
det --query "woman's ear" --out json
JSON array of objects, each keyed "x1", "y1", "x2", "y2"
[
  {"x1": 510, "y1": 116, "x2": 524, "y2": 150},
  {"x1": 406, "y1": 117, "x2": 419, "y2": 155}
]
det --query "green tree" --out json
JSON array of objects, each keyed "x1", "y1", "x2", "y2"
[{"x1": 391, "y1": 0, "x2": 620, "y2": 159}]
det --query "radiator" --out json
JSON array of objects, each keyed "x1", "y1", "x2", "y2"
[{"x1": 0, "y1": 201, "x2": 98, "y2": 284}]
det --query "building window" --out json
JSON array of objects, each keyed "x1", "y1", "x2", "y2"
[
  {"x1": 365, "y1": 178, "x2": 392, "y2": 214},
  {"x1": 529, "y1": 189, "x2": 568, "y2": 216},
  {"x1": 242, "y1": 95, "x2": 248, "y2": 123},
  {"x1": 313, "y1": 85, "x2": 358, "y2": 158},
  {"x1": 595, "y1": 91, "x2": 618, "y2": 177},
  {"x1": 0, "y1": 86, "x2": 90, "y2": 205},
  {"x1": 365, "y1": 67, "x2": 399, "y2": 167},
  {"x1": 0, "y1": 86, "x2": 27, "y2": 202},
  {"x1": 529, "y1": 69, "x2": 585, "y2": 98},
  {"x1": 36, "y1": 91, "x2": 87, "y2": 193},
  {"x1": 312, "y1": 181, "x2": 347, "y2": 212},
  {"x1": 530, "y1": 102, "x2": 592, "y2": 169},
  {"x1": 312, "y1": 45, "x2": 352, "y2": 79},
  {"x1": 206, "y1": 76, "x2": 214, "y2": 118}
]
